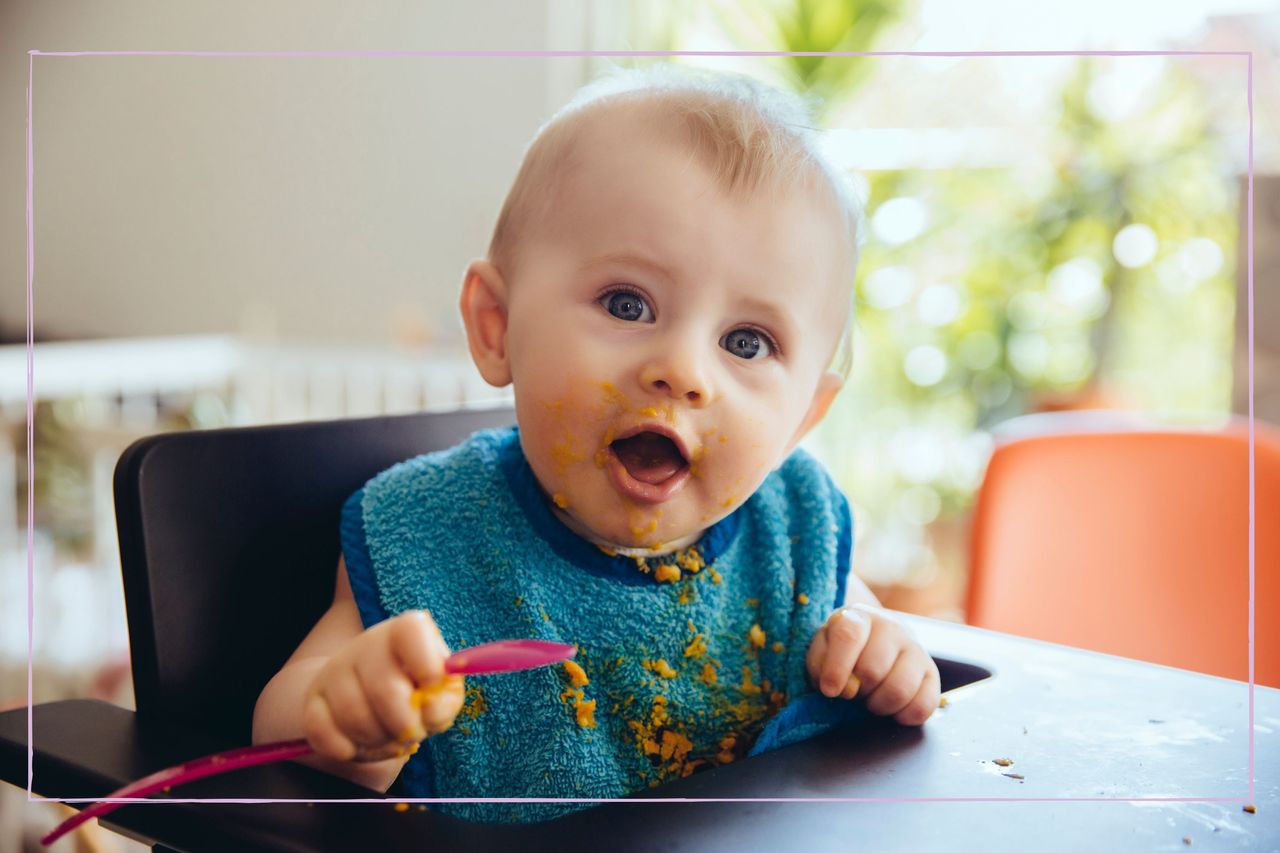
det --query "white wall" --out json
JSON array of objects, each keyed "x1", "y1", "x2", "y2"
[{"x1": 0, "y1": 1, "x2": 618, "y2": 346}]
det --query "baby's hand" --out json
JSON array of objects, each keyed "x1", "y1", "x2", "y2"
[
  {"x1": 303, "y1": 610, "x2": 464, "y2": 762},
  {"x1": 805, "y1": 604, "x2": 940, "y2": 726}
]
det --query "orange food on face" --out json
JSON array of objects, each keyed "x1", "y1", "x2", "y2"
[
  {"x1": 599, "y1": 381, "x2": 627, "y2": 406},
  {"x1": 550, "y1": 441, "x2": 583, "y2": 469},
  {"x1": 630, "y1": 518, "x2": 659, "y2": 541}
]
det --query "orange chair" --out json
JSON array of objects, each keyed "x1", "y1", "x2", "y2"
[{"x1": 966, "y1": 412, "x2": 1280, "y2": 686}]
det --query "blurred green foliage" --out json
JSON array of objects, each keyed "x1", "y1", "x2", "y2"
[
  {"x1": 641, "y1": 2, "x2": 1238, "y2": 584},
  {"x1": 708, "y1": 0, "x2": 906, "y2": 102}
]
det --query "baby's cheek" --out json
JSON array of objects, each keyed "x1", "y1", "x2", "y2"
[
  {"x1": 516, "y1": 382, "x2": 619, "y2": 503},
  {"x1": 519, "y1": 392, "x2": 588, "y2": 464},
  {"x1": 699, "y1": 429, "x2": 778, "y2": 509}
]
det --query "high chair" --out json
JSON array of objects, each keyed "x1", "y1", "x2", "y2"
[
  {"x1": 965, "y1": 411, "x2": 1280, "y2": 685},
  {"x1": 0, "y1": 406, "x2": 516, "y2": 849}
]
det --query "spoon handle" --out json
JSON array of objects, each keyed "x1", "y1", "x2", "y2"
[{"x1": 42, "y1": 638, "x2": 575, "y2": 845}]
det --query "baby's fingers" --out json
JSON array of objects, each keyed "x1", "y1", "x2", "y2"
[
  {"x1": 356, "y1": 649, "x2": 426, "y2": 745},
  {"x1": 388, "y1": 610, "x2": 451, "y2": 686},
  {"x1": 814, "y1": 608, "x2": 872, "y2": 698},
  {"x1": 866, "y1": 648, "x2": 938, "y2": 724},
  {"x1": 302, "y1": 692, "x2": 358, "y2": 762},
  {"x1": 314, "y1": 668, "x2": 396, "y2": 757},
  {"x1": 805, "y1": 623, "x2": 827, "y2": 686},
  {"x1": 415, "y1": 674, "x2": 465, "y2": 735},
  {"x1": 893, "y1": 659, "x2": 941, "y2": 727},
  {"x1": 302, "y1": 690, "x2": 406, "y2": 763},
  {"x1": 386, "y1": 611, "x2": 463, "y2": 734}
]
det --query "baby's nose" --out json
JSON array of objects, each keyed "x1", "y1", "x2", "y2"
[{"x1": 639, "y1": 354, "x2": 710, "y2": 406}]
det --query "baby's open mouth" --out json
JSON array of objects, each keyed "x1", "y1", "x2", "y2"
[{"x1": 610, "y1": 431, "x2": 688, "y2": 485}]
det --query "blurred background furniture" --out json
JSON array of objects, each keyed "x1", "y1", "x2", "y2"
[{"x1": 966, "y1": 410, "x2": 1280, "y2": 686}]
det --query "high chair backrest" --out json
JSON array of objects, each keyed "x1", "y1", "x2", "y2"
[
  {"x1": 966, "y1": 412, "x2": 1280, "y2": 685},
  {"x1": 113, "y1": 407, "x2": 515, "y2": 743}
]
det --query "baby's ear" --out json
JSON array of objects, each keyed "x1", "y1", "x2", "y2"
[
  {"x1": 459, "y1": 260, "x2": 512, "y2": 387},
  {"x1": 786, "y1": 371, "x2": 843, "y2": 453}
]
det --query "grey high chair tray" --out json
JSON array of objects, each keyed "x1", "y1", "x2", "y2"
[{"x1": 4, "y1": 625, "x2": 1275, "y2": 851}]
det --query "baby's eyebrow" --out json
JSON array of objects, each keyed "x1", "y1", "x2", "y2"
[
  {"x1": 734, "y1": 294, "x2": 797, "y2": 341},
  {"x1": 580, "y1": 251, "x2": 676, "y2": 284}
]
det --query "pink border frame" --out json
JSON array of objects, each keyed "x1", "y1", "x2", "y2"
[{"x1": 24, "y1": 48, "x2": 1255, "y2": 810}]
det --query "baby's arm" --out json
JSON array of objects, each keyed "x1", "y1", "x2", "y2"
[
  {"x1": 804, "y1": 574, "x2": 941, "y2": 726},
  {"x1": 252, "y1": 556, "x2": 463, "y2": 792}
]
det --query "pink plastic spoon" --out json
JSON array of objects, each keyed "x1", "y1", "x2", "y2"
[{"x1": 42, "y1": 638, "x2": 575, "y2": 846}]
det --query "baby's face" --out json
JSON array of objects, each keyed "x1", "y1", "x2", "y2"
[{"x1": 493, "y1": 114, "x2": 852, "y2": 551}]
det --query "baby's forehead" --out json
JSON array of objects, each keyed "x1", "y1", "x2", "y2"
[
  {"x1": 493, "y1": 81, "x2": 859, "y2": 301},
  {"x1": 552, "y1": 95, "x2": 825, "y2": 200},
  {"x1": 540, "y1": 104, "x2": 849, "y2": 268},
  {"x1": 551, "y1": 100, "x2": 852, "y2": 241}
]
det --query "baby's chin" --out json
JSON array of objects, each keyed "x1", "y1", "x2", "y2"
[{"x1": 555, "y1": 504, "x2": 708, "y2": 556}]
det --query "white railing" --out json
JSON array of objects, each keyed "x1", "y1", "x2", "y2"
[{"x1": 2, "y1": 335, "x2": 510, "y2": 707}]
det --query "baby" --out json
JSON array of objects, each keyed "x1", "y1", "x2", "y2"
[{"x1": 253, "y1": 66, "x2": 939, "y2": 822}]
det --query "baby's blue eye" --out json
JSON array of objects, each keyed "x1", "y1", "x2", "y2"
[
  {"x1": 721, "y1": 328, "x2": 771, "y2": 360},
  {"x1": 602, "y1": 290, "x2": 653, "y2": 323}
]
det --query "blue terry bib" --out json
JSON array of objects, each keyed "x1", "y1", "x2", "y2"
[{"x1": 341, "y1": 427, "x2": 868, "y2": 823}]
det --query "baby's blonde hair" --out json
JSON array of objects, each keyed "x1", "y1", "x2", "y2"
[{"x1": 488, "y1": 65, "x2": 860, "y2": 378}]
